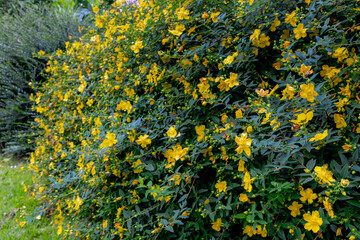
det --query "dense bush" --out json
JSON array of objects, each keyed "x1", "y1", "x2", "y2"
[
  {"x1": 30, "y1": 0, "x2": 360, "y2": 239},
  {"x1": 0, "y1": 2, "x2": 87, "y2": 155}
]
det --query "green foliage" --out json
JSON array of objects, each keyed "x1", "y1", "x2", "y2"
[
  {"x1": 31, "y1": 0, "x2": 360, "y2": 239},
  {"x1": 0, "y1": 2, "x2": 88, "y2": 156}
]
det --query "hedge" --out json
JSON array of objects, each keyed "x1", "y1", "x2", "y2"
[{"x1": 30, "y1": 0, "x2": 360, "y2": 239}]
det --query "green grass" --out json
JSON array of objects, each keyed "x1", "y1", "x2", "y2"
[{"x1": 0, "y1": 157, "x2": 60, "y2": 240}]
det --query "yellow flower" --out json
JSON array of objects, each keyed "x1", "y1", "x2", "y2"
[
  {"x1": 290, "y1": 110, "x2": 313, "y2": 126},
  {"x1": 169, "y1": 24, "x2": 185, "y2": 36},
  {"x1": 19, "y1": 221, "x2": 26, "y2": 227},
  {"x1": 224, "y1": 73, "x2": 239, "y2": 89},
  {"x1": 130, "y1": 40, "x2": 144, "y2": 54},
  {"x1": 239, "y1": 193, "x2": 249, "y2": 202},
  {"x1": 281, "y1": 84, "x2": 295, "y2": 100},
  {"x1": 303, "y1": 211, "x2": 323, "y2": 233},
  {"x1": 294, "y1": 23, "x2": 307, "y2": 39},
  {"x1": 176, "y1": 7, "x2": 190, "y2": 20},
  {"x1": 309, "y1": 129, "x2": 328, "y2": 142},
  {"x1": 235, "y1": 133, "x2": 252, "y2": 157},
  {"x1": 93, "y1": 6, "x2": 100, "y2": 14},
  {"x1": 300, "y1": 188, "x2": 317, "y2": 204},
  {"x1": 300, "y1": 64, "x2": 313, "y2": 77},
  {"x1": 288, "y1": 201, "x2": 303, "y2": 217},
  {"x1": 116, "y1": 100, "x2": 132, "y2": 113},
  {"x1": 270, "y1": 17, "x2": 281, "y2": 32},
  {"x1": 235, "y1": 109, "x2": 243, "y2": 118},
  {"x1": 136, "y1": 134, "x2": 151, "y2": 148},
  {"x1": 238, "y1": 159, "x2": 246, "y2": 172},
  {"x1": 224, "y1": 55, "x2": 234, "y2": 65},
  {"x1": 285, "y1": 11, "x2": 298, "y2": 27},
  {"x1": 166, "y1": 126, "x2": 177, "y2": 138},
  {"x1": 132, "y1": 159, "x2": 144, "y2": 173},
  {"x1": 243, "y1": 171, "x2": 254, "y2": 192},
  {"x1": 100, "y1": 132, "x2": 118, "y2": 149},
  {"x1": 163, "y1": 144, "x2": 188, "y2": 168},
  {"x1": 334, "y1": 114, "x2": 347, "y2": 129},
  {"x1": 243, "y1": 225, "x2": 256, "y2": 237},
  {"x1": 215, "y1": 180, "x2": 227, "y2": 193},
  {"x1": 342, "y1": 144, "x2": 351, "y2": 152},
  {"x1": 211, "y1": 12, "x2": 221, "y2": 23},
  {"x1": 195, "y1": 125, "x2": 206, "y2": 141},
  {"x1": 300, "y1": 83, "x2": 318, "y2": 102},
  {"x1": 332, "y1": 47, "x2": 348, "y2": 62},
  {"x1": 211, "y1": 218, "x2": 224, "y2": 231},
  {"x1": 73, "y1": 194, "x2": 83, "y2": 210}
]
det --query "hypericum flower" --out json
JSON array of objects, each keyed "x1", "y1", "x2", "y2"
[
  {"x1": 300, "y1": 64, "x2": 313, "y2": 77},
  {"x1": 116, "y1": 100, "x2": 132, "y2": 114},
  {"x1": 224, "y1": 72, "x2": 239, "y2": 89},
  {"x1": 270, "y1": 17, "x2": 281, "y2": 32},
  {"x1": 285, "y1": 11, "x2": 298, "y2": 27},
  {"x1": 243, "y1": 225, "x2": 256, "y2": 237},
  {"x1": 211, "y1": 218, "x2": 224, "y2": 231},
  {"x1": 290, "y1": 110, "x2": 313, "y2": 126},
  {"x1": 239, "y1": 193, "x2": 249, "y2": 202},
  {"x1": 303, "y1": 211, "x2": 323, "y2": 233},
  {"x1": 169, "y1": 24, "x2": 185, "y2": 36},
  {"x1": 224, "y1": 55, "x2": 234, "y2": 65},
  {"x1": 332, "y1": 47, "x2": 349, "y2": 62},
  {"x1": 314, "y1": 164, "x2": 335, "y2": 185},
  {"x1": 309, "y1": 129, "x2": 328, "y2": 142},
  {"x1": 163, "y1": 144, "x2": 188, "y2": 168},
  {"x1": 300, "y1": 83, "x2": 318, "y2": 102},
  {"x1": 243, "y1": 171, "x2": 254, "y2": 192},
  {"x1": 235, "y1": 133, "x2": 252, "y2": 156},
  {"x1": 288, "y1": 201, "x2": 303, "y2": 217},
  {"x1": 211, "y1": 12, "x2": 221, "y2": 23},
  {"x1": 300, "y1": 188, "x2": 317, "y2": 204},
  {"x1": 100, "y1": 132, "x2": 118, "y2": 149},
  {"x1": 215, "y1": 180, "x2": 227, "y2": 193},
  {"x1": 334, "y1": 114, "x2": 347, "y2": 129},
  {"x1": 166, "y1": 126, "x2": 177, "y2": 138},
  {"x1": 238, "y1": 159, "x2": 246, "y2": 172},
  {"x1": 294, "y1": 23, "x2": 307, "y2": 39},
  {"x1": 136, "y1": 134, "x2": 151, "y2": 148},
  {"x1": 281, "y1": 84, "x2": 295, "y2": 100},
  {"x1": 195, "y1": 125, "x2": 205, "y2": 141},
  {"x1": 255, "y1": 89, "x2": 269, "y2": 97},
  {"x1": 323, "y1": 197, "x2": 334, "y2": 218},
  {"x1": 235, "y1": 109, "x2": 243, "y2": 118},
  {"x1": 130, "y1": 40, "x2": 144, "y2": 54},
  {"x1": 176, "y1": 7, "x2": 190, "y2": 20}
]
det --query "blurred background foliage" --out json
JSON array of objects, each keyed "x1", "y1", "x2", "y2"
[{"x1": 0, "y1": 0, "x2": 91, "y2": 156}]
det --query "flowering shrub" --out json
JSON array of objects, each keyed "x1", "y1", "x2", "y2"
[{"x1": 30, "y1": 0, "x2": 360, "y2": 239}]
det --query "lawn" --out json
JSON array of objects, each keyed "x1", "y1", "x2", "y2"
[{"x1": 0, "y1": 157, "x2": 60, "y2": 240}]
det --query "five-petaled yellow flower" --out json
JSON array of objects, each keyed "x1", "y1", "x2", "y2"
[
  {"x1": 309, "y1": 129, "x2": 328, "y2": 142},
  {"x1": 235, "y1": 133, "x2": 252, "y2": 157},
  {"x1": 166, "y1": 126, "x2": 177, "y2": 138},
  {"x1": 169, "y1": 24, "x2": 186, "y2": 36},
  {"x1": 300, "y1": 188, "x2": 317, "y2": 204},
  {"x1": 303, "y1": 210, "x2": 323, "y2": 233},
  {"x1": 211, "y1": 218, "x2": 224, "y2": 231},
  {"x1": 300, "y1": 83, "x2": 318, "y2": 102},
  {"x1": 136, "y1": 134, "x2": 151, "y2": 148},
  {"x1": 215, "y1": 180, "x2": 227, "y2": 193},
  {"x1": 288, "y1": 201, "x2": 303, "y2": 217},
  {"x1": 130, "y1": 40, "x2": 144, "y2": 54},
  {"x1": 314, "y1": 164, "x2": 335, "y2": 185},
  {"x1": 294, "y1": 23, "x2": 307, "y2": 39}
]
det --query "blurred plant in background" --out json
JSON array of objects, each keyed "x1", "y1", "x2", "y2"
[{"x1": 0, "y1": 0, "x2": 89, "y2": 156}]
